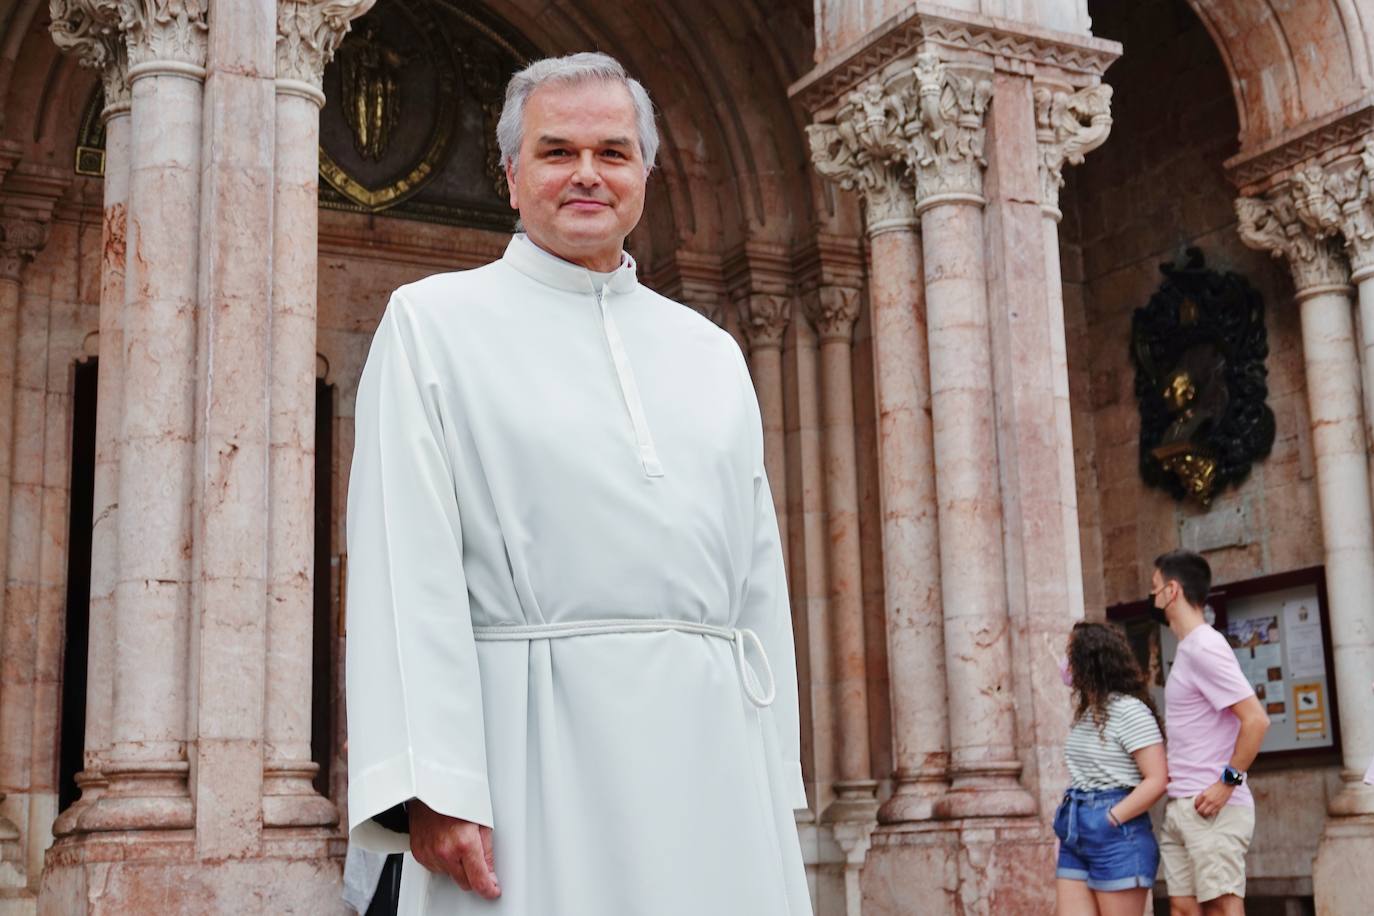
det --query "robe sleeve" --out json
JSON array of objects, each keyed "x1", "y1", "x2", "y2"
[
  {"x1": 345, "y1": 292, "x2": 493, "y2": 853},
  {"x1": 734, "y1": 350, "x2": 809, "y2": 812}
]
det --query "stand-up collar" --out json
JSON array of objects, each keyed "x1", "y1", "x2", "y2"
[{"x1": 503, "y1": 233, "x2": 639, "y2": 294}]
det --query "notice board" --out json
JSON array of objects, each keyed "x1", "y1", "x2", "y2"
[{"x1": 1108, "y1": 566, "x2": 1338, "y2": 760}]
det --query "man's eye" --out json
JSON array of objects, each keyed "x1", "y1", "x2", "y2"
[
  {"x1": 546, "y1": 149, "x2": 570, "y2": 158},
  {"x1": 602, "y1": 149, "x2": 625, "y2": 159}
]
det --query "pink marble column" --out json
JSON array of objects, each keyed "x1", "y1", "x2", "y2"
[
  {"x1": 1035, "y1": 83, "x2": 1111, "y2": 625},
  {"x1": 181, "y1": 0, "x2": 280, "y2": 858},
  {"x1": 0, "y1": 149, "x2": 16, "y2": 875},
  {"x1": 53, "y1": 49, "x2": 131, "y2": 842},
  {"x1": 805, "y1": 285, "x2": 877, "y2": 821},
  {"x1": 1238, "y1": 191, "x2": 1374, "y2": 821},
  {"x1": 909, "y1": 54, "x2": 1034, "y2": 819},
  {"x1": 0, "y1": 219, "x2": 51, "y2": 889},
  {"x1": 980, "y1": 74, "x2": 1112, "y2": 821},
  {"x1": 263, "y1": 0, "x2": 372, "y2": 829},
  {"x1": 863, "y1": 185, "x2": 949, "y2": 824},
  {"x1": 738, "y1": 292, "x2": 792, "y2": 561},
  {"x1": 82, "y1": 3, "x2": 208, "y2": 833}
]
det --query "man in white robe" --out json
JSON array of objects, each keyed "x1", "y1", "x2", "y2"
[{"x1": 345, "y1": 51, "x2": 811, "y2": 915}]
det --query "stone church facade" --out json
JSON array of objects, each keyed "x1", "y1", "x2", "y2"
[{"x1": 0, "y1": 0, "x2": 1369, "y2": 913}]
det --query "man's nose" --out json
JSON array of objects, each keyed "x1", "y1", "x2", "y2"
[{"x1": 571, "y1": 150, "x2": 601, "y2": 186}]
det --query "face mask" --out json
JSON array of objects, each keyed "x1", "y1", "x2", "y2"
[
  {"x1": 1147, "y1": 589, "x2": 1169, "y2": 627},
  {"x1": 1057, "y1": 654, "x2": 1073, "y2": 687}
]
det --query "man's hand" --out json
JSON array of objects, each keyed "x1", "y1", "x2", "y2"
[
  {"x1": 1193, "y1": 781, "x2": 1234, "y2": 818},
  {"x1": 409, "y1": 800, "x2": 501, "y2": 899}
]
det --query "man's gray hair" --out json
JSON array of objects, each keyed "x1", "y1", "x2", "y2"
[{"x1": 496, "y1": 51, "x2": 659, "y2": 173}]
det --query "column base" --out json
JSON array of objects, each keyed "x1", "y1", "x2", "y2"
[
  {"x1": 51, "y1": 772, "x2": 105, "y2": 838},
  {"x1": 40, "y1": 830, "x2": 345, "y2": 915},
  {"x1": 933, "y1": 762, "x2": 1036, "y2": 819},
  {"x1": 1313, "y1": 813, "x2": 1374, "y2": 916},
  {"x1": 822, "y1": 780, "x2": 880, "y2": 824},
  {"x1": 1327, "y1": 773, "x2": 1374, "y2": 817},
  {"x1": 0, "y1": 801, "x2": 22, "y2": 891},
  {"x1": 78, "y1": 760, "x2": 192, "y2": 833},
  {"x1": 863, "y1": 817, "x2": 1055, "y2": 916},
  {"x1": 261, "y1": 761, "x2": 338, "y2": 828},
  {"x1": 877, "y1": 770, "x2": 947, "y2": 824}
]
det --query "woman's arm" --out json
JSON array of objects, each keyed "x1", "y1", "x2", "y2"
[{"x1": 1108, "y1": 743, "x2": 1167, "y2": 825}]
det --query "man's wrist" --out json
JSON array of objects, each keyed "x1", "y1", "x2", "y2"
[{"x1": 1222, "y1": 765, "x2": 1245, "y2": 786}]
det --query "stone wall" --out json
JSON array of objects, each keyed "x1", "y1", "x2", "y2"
[{"x1": 1063, "y1": 0, "x2": 1337, "y2": 898}]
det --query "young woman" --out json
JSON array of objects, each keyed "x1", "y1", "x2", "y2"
[{"x1": 1054, "y1": 621, "x2": 1168, "y2": 916}]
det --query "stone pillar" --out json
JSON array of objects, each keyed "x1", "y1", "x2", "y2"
[
  {"x1": 979, "y1": 74, "x2": 1113, "y2": 822},
  {"x1": 260, "y1": 0, "x2": 371, "y2": 832},
  {"x1": 48, "y1": 2, "x2": 131, "y2": 839},
  {"x1": 0, "y1": 195, "x2": 57, "y2": 895},
  {"x1": 737, "y1": 291, "x2": 793, "y2": 558},
  {"x1": 80, "y1": 0, "x2": 209, "y2": 834},
  {"x1": 905, "y1": 52, "x2": 1035, "y2": 820},
  {"x1": 1034, "y1": 84, "x2": 1111, "y2": 626},
  {"x1": 1237, "y1": 188, "x2": 1374, "y2": 915},
  {"x1": 184, "y1": 0, "x2": 280, "y2": 858},
  {"x1": 805, "y1": 284, "x2": 875, "y2": 824},
  {"x1": 806, "y1": 107, "x2": 949, "y2": 824}
]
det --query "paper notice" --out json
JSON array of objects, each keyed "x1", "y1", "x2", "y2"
[{"x1": 1284, "y1": 600, "x2": 1326, "y2": 678}]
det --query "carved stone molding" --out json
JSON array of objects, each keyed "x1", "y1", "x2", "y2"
[
  {"x1": 1035, "y1": 83, "x2": 1112, "y2": 219},
  {"x1": 50, "y1": 0, "x2": 131, "y2": 111},
  {"x1": 737, "y1": 292, "x2": 792, "y2": 351},
  {"x1": 1226, "y1": 102, "x2": 1374, "y2": 193},
  {"x1": 788, "y1": 4, "x2": 1120, "y2": 115},
  {"x1": 805, "y1": 285, "x2": 862, "y2": 343},
  {"x1": 276, "y1": 0, "x2": 375, "y2": 92},
  {"x1": 118, "y1": 0, "x2": 208, "y2": 71},
  {"x1": 1236, "y1": 191, "x2": 1351, "y2": 296}
]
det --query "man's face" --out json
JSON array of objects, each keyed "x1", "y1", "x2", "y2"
[{"x1": 506, "y1": 79, "x2": 647, "y2": 272}]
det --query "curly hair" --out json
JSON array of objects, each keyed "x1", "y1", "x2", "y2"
[{"x1": 1068, "y1": 621, "x2": 1161, "y2": 735}]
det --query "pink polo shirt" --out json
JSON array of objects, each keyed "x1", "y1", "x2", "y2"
[{"x1": 1164, "y1": 623, "x2": 1257, "y2": 807}]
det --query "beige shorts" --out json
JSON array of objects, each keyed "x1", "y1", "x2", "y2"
[{"x1": 1158, "y1": 797, "x2": 1255, "y2": 902}]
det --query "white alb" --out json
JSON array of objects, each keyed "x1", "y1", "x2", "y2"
[{"x1": 345, "y1": 234, "x2": 812, "y2": 915}]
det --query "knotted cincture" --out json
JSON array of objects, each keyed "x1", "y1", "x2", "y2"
[{"x1": 471, "y1": 618, "x2": 777, "y2": 708}]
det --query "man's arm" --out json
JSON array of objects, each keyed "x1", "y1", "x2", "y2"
[{"x1": 1193, "y1": 694, "x2": 1270, "y2": 817}]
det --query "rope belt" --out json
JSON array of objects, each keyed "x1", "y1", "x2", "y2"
[{"x1": 470, "y1": 619, "x2": 777, "y2": 709}]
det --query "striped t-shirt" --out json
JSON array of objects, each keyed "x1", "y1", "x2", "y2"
[{"x1": 1065, "y1": 694, "x2": 1164, "y2": 790}]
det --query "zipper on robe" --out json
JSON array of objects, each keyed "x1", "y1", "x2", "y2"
[{"x1": 597, "y1": 287, "x2": 664, "y2": 478}]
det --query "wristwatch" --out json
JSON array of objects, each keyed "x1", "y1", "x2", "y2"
[{"x1": 1222, "y1": 765, "x2": 1246, "y2": 786}]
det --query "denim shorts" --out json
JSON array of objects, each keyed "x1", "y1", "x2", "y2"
[{"x1": 1053, "y1": 786, "x2": 1160, "y2": 892}]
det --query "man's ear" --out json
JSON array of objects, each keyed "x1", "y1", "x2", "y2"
[{"x1": 505, "y1": 159, "x2": 519, "y2": 209}]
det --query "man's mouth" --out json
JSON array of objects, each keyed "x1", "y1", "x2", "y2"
[{"x1": 562, "y1": 198, "x2": 610, "y2": 209}]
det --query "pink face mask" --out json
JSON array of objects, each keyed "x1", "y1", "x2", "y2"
[{"x1": 1058, "y1": 655, "x2": 1074, "y2": 687}]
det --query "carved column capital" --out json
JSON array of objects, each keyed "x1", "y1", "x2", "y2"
[
  {"x1": 50, "y1": 0, "x2": 130, "y2": 112},
  {"x1": 683, "y1": 292, "x2": 726, "y2": 328},
  {"x1": 1237, "y1": 190, "x2": 1352, "y2": 297},
  {"x1": 736, "y1": 292, "x2": 792, "y2": 351},
  {"x1": 0, "y1": 216, "x2": 51, "y2": 282},
  {"x1": 807, "y1": 77, "x2": 918, "y2": 234},
  {"x1": 804, "y1": 285, "x2": 862, "y2": 343},
  {"x1": 904, "y1": 52, "x2": 992, "y2": 209},
  {"x1": 117, "y1": 0, "x2": 208, "y2": 72},
  {"x1": 276, "y1": 0, "x2": 374, "y2": 93},
  {"x1": 1035, "y1": 83, "x2": 1113, "y2": 220}
]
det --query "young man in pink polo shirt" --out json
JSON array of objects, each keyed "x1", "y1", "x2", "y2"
[{"x1": 1151, "y1": 550, "x2": 1270, "y2": 916}]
